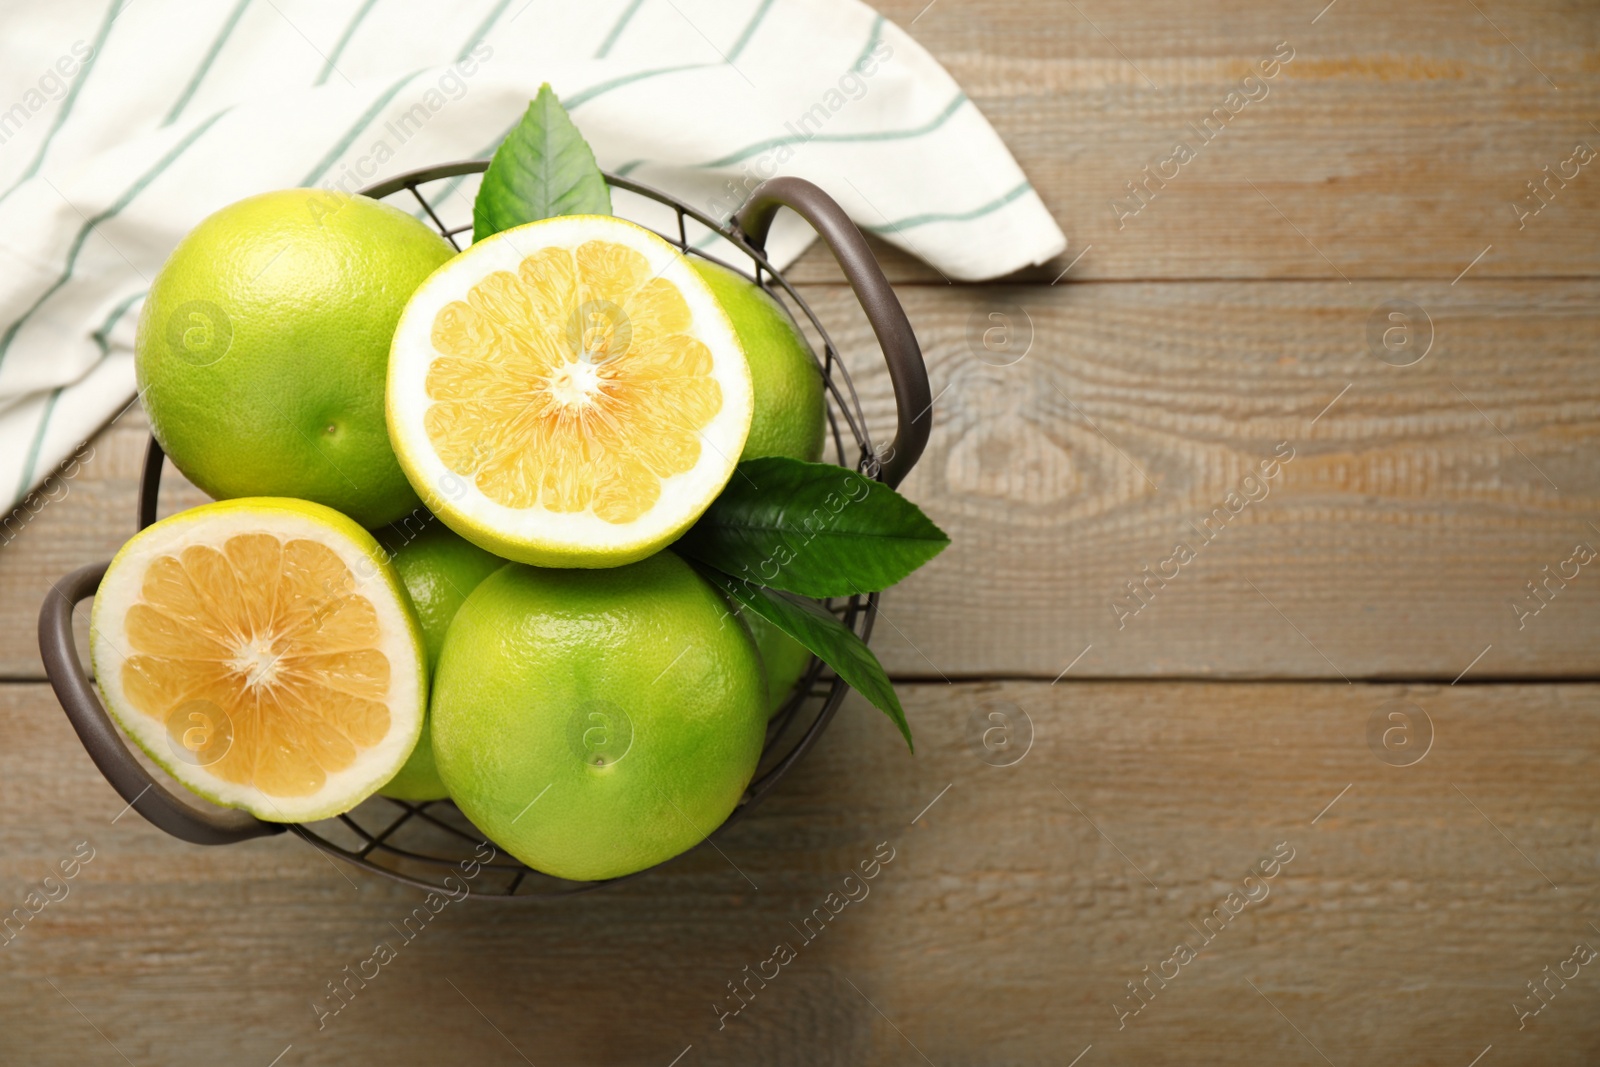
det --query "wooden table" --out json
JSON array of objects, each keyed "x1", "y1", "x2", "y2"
[{"x1": 4, "y1": 2, "x2": 1598, "y2": 1063}]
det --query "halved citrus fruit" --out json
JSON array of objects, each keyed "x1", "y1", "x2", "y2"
[
  {"x1": 387, "y1": 215, "x2": 753, "y2": 568},
  {"x1": 89, "y1": 498, "x2": 427, "y2": 823}
]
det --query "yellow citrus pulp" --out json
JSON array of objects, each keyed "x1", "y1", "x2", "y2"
[
  {"x1": 387, "y1": 215, "x2": 752, "y2": 568},
  {"x1": 90, "y1": 499, "x2": 426, "y2": 822}
]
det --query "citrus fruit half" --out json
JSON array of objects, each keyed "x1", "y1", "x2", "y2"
[
  {"x1": 89, "y1": 498, "x2": 427, "y2": 823},
  {"x1": 374, "y1": 518, "x2": 505, "y2": 801},
  {"x1": 136, "y1": 190, "x2": 455, "y2": 527},
  {"x1": 430, "y1": 551, "x2": 766, "y2": 882},
  {"x1": 690, "y1": 258, "x2": 826, "y2": 463},
  {"x1": 387, "y1": 215, "x2": 753, "y2": 568}
]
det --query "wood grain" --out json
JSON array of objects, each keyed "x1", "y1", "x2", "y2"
[
  {"x1": 6, "y1": 280, "x2": 1596, "y2": 680},
  {"x1": 3, "y1": 5, "x2": 1599, "y2": 1062},
  {"x1": 837, "y1": 279, "x2": 1600, "y2": 679},
  {"x1": 780, "y1": 0, "x2": 1600, "y2": 284},
  {"x1": 2, "y1": 680, "x2": 1596, "y2": 1066}
]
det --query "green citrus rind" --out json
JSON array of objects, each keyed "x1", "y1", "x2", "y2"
[
  {"x1": 136, "y1": 190, "x2": 454, "y2": 527},
  {"x1": 375, "y1": 519, "x2": 506, "y2": 801},
  {"x1": 431, "y1": 551, "x2": 766, "y2": 881},
  {"x1": 691, "y1": 258, "x2": 826, "y2": 464}
]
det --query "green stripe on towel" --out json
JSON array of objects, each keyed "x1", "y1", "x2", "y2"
[
  {"x1": 299, "y1": 69, "x2": 427, "y2": 186},
  {"x1": 0, "y1": 0, "x2": 130, "y2": 209},
  {"x1": 596, "y1": 0, "x2": 648, "y2": 58},
  {"x1": 317, "y1": 0, "x2": 382, "y2": 87},
  {"x1": 0, "y1": 109, "x2": 230, "y2": 371},
  {"x1": 862, "y1": 180, "x2": 1034, "y2": 234},
  {"x1": 163, "y1": 0, "x2": 253, "y2": 126}
]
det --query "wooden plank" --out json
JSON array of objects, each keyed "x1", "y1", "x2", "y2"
[
  {"x1": 831, "y1": 279, "x2": 1600, "y2": 679},
  {"x1": 779, "y1": 0, "x2": 1600, "y2": 284},
  {"x1": 0, "y1": 406, "x2": 212, "y2": 680},
  {"x1": 2, "y1": 679, "x2": 1596, "y2": 1065},
  {"x1": 7, "y1": 280, "x2": 1594, "y2": 680}
]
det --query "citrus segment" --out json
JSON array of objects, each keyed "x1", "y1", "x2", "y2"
[
  {"x1": 389, "y1": 216, "x2": 753, "y2": 568},
  {"x1": 90, "y1": 499, "x2": 426, "y2": 822}
]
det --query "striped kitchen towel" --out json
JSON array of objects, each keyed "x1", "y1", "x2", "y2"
[{"x1": 0, "y1": 0, "x2": 1065, "y2": 513}]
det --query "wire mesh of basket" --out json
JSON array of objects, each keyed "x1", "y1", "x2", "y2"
[{"x1": 39, "y1": 163, "x2": 931, "y2": 900}]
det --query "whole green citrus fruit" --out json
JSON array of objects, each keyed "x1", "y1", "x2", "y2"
[
  {"x1": 136, "y1": 189, "x2": 454, "y2": 526},
  {"x1": 691, "y1": 258, "x2": 823, "y2": 708},
  {"x1": 691, "y1": 258, "x2": 826, "y2": 463},
  {"x1": 376, "y1": 518, "x2": 505, "y2": 801},
  {"x1": 741, "y1": 609, "x2": 813, "y2": 718},
  {"x1": 431, "y1": 551, "x2": 766, "y2": 882}
]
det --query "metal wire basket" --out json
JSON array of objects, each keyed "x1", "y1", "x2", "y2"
[{"x1": 38, "y1": 163, "x2": 931, "y2": 900}]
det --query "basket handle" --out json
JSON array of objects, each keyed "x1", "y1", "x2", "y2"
[
  {"x1": 735, "y1": 177, "x2": 931, "y2": 489},
  {"x1": 38, "y1": 562, "x2": 282, "y2": 845}
]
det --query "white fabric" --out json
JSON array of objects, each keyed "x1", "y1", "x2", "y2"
[{"x1": 0, "y1": 0, "x2": 1065, "y2": 510}]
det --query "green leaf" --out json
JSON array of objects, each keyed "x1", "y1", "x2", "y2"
[
  {"x1": 692, "y1": 561, "x2": 912, "y2": 752},
  {"x1": 676, "y1": 457, "x2": 949, "y2": 598},
  {"x1": 472, "y1": 84, "x2": 611, "y2": 242}
]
